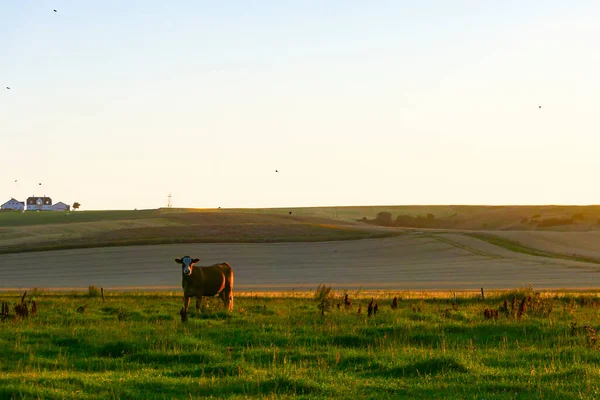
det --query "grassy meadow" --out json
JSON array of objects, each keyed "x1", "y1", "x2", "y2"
[
  {"x1": 1, "y1": 288, "x2": 600, "y2": 399},
  {"x1": 1, "y1": 205, "x2": 599, "y2": 257},
  {"x1": 0, "y1": 209, "x2": 398, "y2": 255}
]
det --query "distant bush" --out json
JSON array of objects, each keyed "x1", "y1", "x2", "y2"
[
  {"x1": 374, "y1": 212, "x2": 393, "y2": 226},
  {"x1": 360, "y1": 212, "x2": 447, "y2": 228},
  {"x1": 537, "y1": 217, "x2": 574, "y2": 228}
]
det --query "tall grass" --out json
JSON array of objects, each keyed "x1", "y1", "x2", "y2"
[{"x1": 0, "y1": 290, "x2": 599, "y2": 399}]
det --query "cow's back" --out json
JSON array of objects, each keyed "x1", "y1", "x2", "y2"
[{"x1": 183, "y1": 263, "x2": 232, "y2": 297}]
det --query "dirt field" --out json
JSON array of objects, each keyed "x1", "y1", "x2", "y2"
[{"x1": 2, "y1": 233, "x2": 599, "y2": 291}]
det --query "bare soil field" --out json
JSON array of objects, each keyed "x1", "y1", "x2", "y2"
[{"x1": 2, "y1": 233, "x2": 599, "y2": 291}]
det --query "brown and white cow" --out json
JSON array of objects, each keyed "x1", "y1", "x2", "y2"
[{"x1": 175, "y1": 256, "x2": 234, "y2": 319}]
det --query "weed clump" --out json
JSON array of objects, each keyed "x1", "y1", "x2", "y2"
[
  {"x1": 517, "y1": 298, "x2": 527, "y2": 319},
  {"x1": 367, "y1": 298, "x2": 378, "y2": 317},
  {"x1": 343, "y1": 293, "x2": 352, "y2": 310},
  {"x1": 1, "y1": 302, "x2": 9, "y2": 320},
  {"x1": 483, "y1": 309, "x2": 499, "y2": 320},
  {"x1": 14, "y1": 291, "x2": 30, "y2": 319},
  {"x1": 88, "y1": 285, "x2": 101, "y2": 297},
  {"x1": 315, "y1": 285, "x2": 334, "y2": 317},
  {"x1": 15, "y1": 302, "x2": 28, "y2": 319}
]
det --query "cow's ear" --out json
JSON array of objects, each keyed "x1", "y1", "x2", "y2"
[
  {"x1": 175, "y1": 258, "x2": 183, "y2": 264},
  {"x1": 192, "y1": 258, "x2": 200, "y2": 263}
]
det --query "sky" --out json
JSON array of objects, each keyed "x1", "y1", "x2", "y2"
[{"x1": 1, "y1": 1, "x2": 599, "y2": 210}]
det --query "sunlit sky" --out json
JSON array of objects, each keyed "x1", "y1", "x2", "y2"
[{"x1": 1, "y1": 1, "x2": 599, "y2": 210}]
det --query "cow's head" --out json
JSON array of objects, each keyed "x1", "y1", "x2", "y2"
[{"x1": 175, "y1": 256, "x2": 200, "y2": 276}]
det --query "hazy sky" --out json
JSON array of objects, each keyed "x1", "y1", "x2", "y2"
[{"x1": 1, "y1": 1, "x2": 599, "y2": 210}]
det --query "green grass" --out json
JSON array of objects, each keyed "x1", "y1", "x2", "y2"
[
  {"x1": 0, "y1": 209, "x2": 402, "y2": 255},
  {"x1": 1, "y1": 289, "x2": 600, "y2": 399},
  {"x1": 0, "y1": 209, "x2": 159, "y2": 227},
  {"x1": 2, "y1": 205, "x2": 599, "y2": 255}
]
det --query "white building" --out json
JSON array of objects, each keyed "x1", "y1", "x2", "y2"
[
  {"x1": 1, "y1": 198, "x2": 25, "y2": 211},
  {"x1": 51, "y1": 202, "x2": 71, "y2": 211},
  {"x1": 26, "y1": 197, "x2": 53, "y2": 211}
]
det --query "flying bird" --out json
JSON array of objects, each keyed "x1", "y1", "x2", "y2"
[
  {"x1": 53, "y1": 9, "x2": 57, "y2": 12},
  {"x1": 38, "y1": 183, "x2": 42, "y2": 185},
  {"x1": 275, "y1": 170, "x2": 279, "y2": 173},
  {"x1": 539, "y1": 106, "x2": 542, "y2": 109},
  {"x1": 6, "y1": 87, "x2": 10, "y2": 90}
]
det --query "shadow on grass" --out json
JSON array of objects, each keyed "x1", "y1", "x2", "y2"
[
  {"x1": 165, "y1": 363, "x2": 241, "y2": 378},
  {"x1": 366, "y1": 356, "x2": 468, "y2": 378},
  {"x1": 124, "y1": 375, "x2": 326, "y2": 397}
]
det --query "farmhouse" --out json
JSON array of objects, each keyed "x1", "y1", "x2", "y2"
[
  {"x1": 1, "y1": 198, "x2": 25, "y2": 211},
  {"x1": 27, "y1": 196, "x2": 53, "y2": 211},
  {"x1": 51, "y1": 202, "x2": 71, "y2": 211},
  {"x1": 1, "y1": 196, "x2": 72, "y2": 211}
]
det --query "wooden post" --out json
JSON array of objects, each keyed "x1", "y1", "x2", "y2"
[
  {"x1": 453, "y1": 292, "x2": 457, "y2": 304},
  {"x1": 480, "y1": 287, "x2": 485, "y2": 301},
  {"x1": 101, "y1": 287, "x2": 105, "y2": 303}
]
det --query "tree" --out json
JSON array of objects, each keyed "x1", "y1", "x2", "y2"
[
  {"x1": 72, "y1": 202, "x2": 81, "y2": 211},
  {"x1": 374, "y1": 212, "x2": 393, "y2": 226}
]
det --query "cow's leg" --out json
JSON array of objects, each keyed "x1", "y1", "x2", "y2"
[
  {"x1": 219, "y1": 291, "x2": 227, "y2": 309},
  {"x1": 221, "y1": 290, "x2": 233, "y2": 311},
  {"x1": 183, "y1": 295, "x2": 191, "y2": 313},
  {"x1": 195, "y1": 296, "x2": 201, "y2": 312},
  {"x1": 181, "y1": 295, "x2": 191, "y2": 322}
]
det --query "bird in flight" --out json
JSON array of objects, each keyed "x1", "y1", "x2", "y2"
[
  {"x1": 53, "y1": 9, "x2": 57, "y2": 12},
  {"x1": 6, "y1": 87, "x2": 10, "y2": 90},
  {"x1": 539, "y1": 106, "x2": 542, "y2": 109},
  {"x1": 275, "y1": 170, "x2": 279, "y2": 173}
]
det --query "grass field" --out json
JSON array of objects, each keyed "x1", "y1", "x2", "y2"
[
  {"x1": 1, "y1": 205, "x2": 599, "y2": 256},
  {"x1": 0, "y1": 209, "x2": 398, "y2": 254},
  {"x1": 226, "y1": 205, "x2": 600, "y2": 231},
  {"x1": 1, "y1": 288, "x2": 600, "y2": 399}
]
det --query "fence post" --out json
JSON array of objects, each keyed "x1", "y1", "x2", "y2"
[
  {"x1": 453, "y1": 292, "x2": 457, "y2": 304},
  {"x1": 101, "y1": 287, "x2": 105, "y2": 303},
  {"x1": 481, "y1": 287, "x2": 485, "y2": 301}
]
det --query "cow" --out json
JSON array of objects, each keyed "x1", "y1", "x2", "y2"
[{"x1": 175, "y1": 256, "x2": 234, "y2": 320}]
